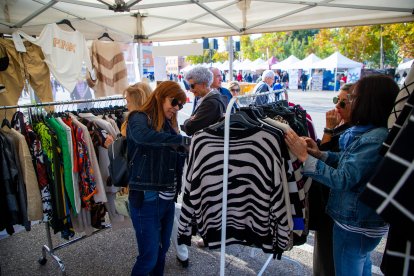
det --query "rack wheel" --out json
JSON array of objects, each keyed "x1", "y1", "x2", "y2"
[{"x1": 38, "y1": 257, "x2": 47, "y2": 265}]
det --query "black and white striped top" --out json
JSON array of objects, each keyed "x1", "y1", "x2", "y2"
[{"x1": 177, "y1": 126, "x2": 292, "y2": 253}]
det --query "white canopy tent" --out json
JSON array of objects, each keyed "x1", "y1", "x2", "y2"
[
  {"x1": 234, "y1": 59, "x2": 252, "y2": 71},
  {"x1": 0, "y1": 1, "x2": 413, "y2": 43},
  {"x1": 250, "y1": 58, "x2": 269, "y2": 71},
  {"x1": 311, "y1": 51, "x2": 363, "y2": 69},
  {"x1": 271, "y1": 55, "x2": 301, "y2": 70},
  {"x1": 289, "y1": 53, "x2": 321, "y2": 70},
  {"x1": 311, "y1": 51, "x2": 363, "y2": 91},
  {"x1": 397, "y1": 59, "x2": 414, "y2": 71}
]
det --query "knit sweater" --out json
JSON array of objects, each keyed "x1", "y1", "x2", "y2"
[
  {"x1": 87, "y1": 40, "x2": 128, "y2": 97},
  {"x1": 177, "y1": 126, "x2": 291, "y2": 255}
]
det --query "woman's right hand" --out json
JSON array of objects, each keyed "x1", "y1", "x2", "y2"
[
  {"x1": 304, "y1": 137, "x2": 323, "y2": 159},
  {"x1": 325, "y1": 109, "x2": 341, "y2": 129}
]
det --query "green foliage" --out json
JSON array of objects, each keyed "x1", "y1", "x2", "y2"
[{"x1": 184, "y1": 23, "x2": 413, "y2": 68}]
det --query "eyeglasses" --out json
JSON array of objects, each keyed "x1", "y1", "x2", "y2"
[
  {"x1": 171, "y1": 98, "x2": 184, "y2": 110},
  {"x1": 230, "y1": 88, "x2": 240, "y2": 93},
  {"x1": 190, "y1": 83, "x2": 199, "y2": 89},
  {"x1": 333, "y1": 96, "x2": 350, "y2": 109}
]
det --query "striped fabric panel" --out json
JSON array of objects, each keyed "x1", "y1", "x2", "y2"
[
  {"x1": 382, "y1": 65, "x2": 414, "y2": 154},
  {"x1": 178, "y1": 128, "x2": 291, "y2": 252}
]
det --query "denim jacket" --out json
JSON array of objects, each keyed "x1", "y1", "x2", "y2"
[
  {"x1": 127, "y1": 112, "x2": 184, "y2": 192},
  {"x1": 303, "y1": 127, "x2": 388, "y2": 228}
]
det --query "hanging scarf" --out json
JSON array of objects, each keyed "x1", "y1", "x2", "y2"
[{"x1": 339, "y1": 124, "x2": 375, "y2": 151}]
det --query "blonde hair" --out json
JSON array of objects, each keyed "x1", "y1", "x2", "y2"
[
  {"x1": 227, "y1": 81, "x2": 240, "y2": 91},
  {"x1": 123, "y1": 82, "x2": 152, "y2": 111},
  {"x1": 138, "y1": 81, "x2": 186, "y2": 132}
]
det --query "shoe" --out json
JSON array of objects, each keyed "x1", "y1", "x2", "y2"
[
  {"x1": 176, "y1": 256, "x2": 189, "y2": 268},
  {"x1": 195, "y1": 238, "x2": 205, "y2": 248}
]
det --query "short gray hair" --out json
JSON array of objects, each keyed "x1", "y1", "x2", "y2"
[
  {"x1": 262, "y1": 70, "x2": 275, "y2": 80},
  {"x1": 185, "y1": 66, "x2": 213, "y2": 87}
]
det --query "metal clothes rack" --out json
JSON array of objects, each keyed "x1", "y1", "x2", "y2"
[
  {"x1": 1, "y1": 97, "x2": 125, "y2": 275},
  {"x1": 220, "y1": 89, "x2": 304, "y2": 276}
]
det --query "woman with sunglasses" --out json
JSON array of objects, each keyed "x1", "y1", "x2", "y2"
[
  {"x1": 320, "y1": 83, "x2": 354, "y2": 148},
  {"x1": 309, "y1": 83, "x2": 354, "y2": 276},
  {"x1": 228, "y1": 81, "x2": 241, "y2": 108},
  {"x1": 127, "y1": 80, "x2": 190, "y2": 276},
  {"x1": 182, "y1": 66, "x2": 226, "y2": 136},
  {"x1": 285, "y1": 75, "x2": 399, "y2": 276}
]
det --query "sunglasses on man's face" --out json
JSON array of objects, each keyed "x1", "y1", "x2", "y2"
[
  {"x1": 171, "y1": 98, "x2": 184, "y2": 110},
  {"x1": 333, "y1": 96, "x2": 348, "y2": 109},
  {"x1": 190, "y1": 83, "x2": 198, "y2": 89}
]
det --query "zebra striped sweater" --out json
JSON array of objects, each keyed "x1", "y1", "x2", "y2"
[{"x1": 177, "y1": 126, "x2": 292, "y2": 254}]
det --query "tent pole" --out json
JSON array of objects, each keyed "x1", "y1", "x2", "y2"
[
  {"x1": 229, "y1": 36, "x2": 234, "y2": 81},
  {"x1": 137, "y1": 42, "x2": 143, "y2": 81},
  {"x1": 334, "y1": 67, "x2": 337, "y2": 91}
]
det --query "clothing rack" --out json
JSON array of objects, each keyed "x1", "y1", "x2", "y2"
[
  {"x1": 220, "y1": 89, "x2": 303, "y2": 276},
  {"x1": 0, "y1": 96, "x2": 125, "y2": 110},
  {"x1": 1, "y1": 96, "x2": 125, "y2": 275}
]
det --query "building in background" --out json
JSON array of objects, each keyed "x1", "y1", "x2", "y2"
[
  {"x1": 142, "y1": 42, "x2": 154, "y2": 78},
  {"x1": 166, "y1": 56, "x2": 186, "y2": 75}
]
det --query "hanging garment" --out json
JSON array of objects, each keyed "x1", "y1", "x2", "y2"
[
  {"x1": 0, "y1": 131, "x2": 30, "y2": 234},
  {"x1": 0, "y1": 38, "x2": 53, "y2": 121},
  {"x1": 45, "y1": 116, "x2": 76, "y2": 214},
  {"x1": 360, "y1": 109, "x2": 414, "y2": 276},
  {"x1": 0, "y1": 128, "x2": 42, "y2": 221},
  {"x1": 11, "y1": 111, "x2": 53, "y2": 222},
  {"x1": 70, "y1": 114, "x2": 107, "y2": 204},
  {"x1": 178, "y1": 126, "x2": 292, "y2": 256},
  {"x1": 14, "y1": 23, "x2": 94, "y2": 92},
  {"x1": 86, "y1": 40, "x2": 128, "y2": 97},
  {"x1": 56, "y1": 117, "x2": 81, "y2": 214}
]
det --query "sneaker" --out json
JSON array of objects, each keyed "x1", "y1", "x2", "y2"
[
  {"x1": 195, "y1": 238, "x2": 205, "y2": 248},
  {"x1": 176, "y1": 256, "x2": 189, "y2": 268}
]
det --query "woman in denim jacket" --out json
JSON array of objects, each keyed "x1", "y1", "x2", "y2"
[
  {"x1": 127, "y1": 81, "x2": 189, "y2": 276},
  {"x1": 285, "y1": 75, "x2": 399, "y2": 276}
]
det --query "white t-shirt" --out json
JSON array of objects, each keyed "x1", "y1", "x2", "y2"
[{"x1": 13, "y1": 23, "x2": 94, "y2": 92}]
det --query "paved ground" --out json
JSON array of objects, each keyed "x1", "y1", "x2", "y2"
[{"x1": 0, "y1": 88, "x2": 386, "y2": 275}]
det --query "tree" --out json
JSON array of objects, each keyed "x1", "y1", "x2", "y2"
[{"x1": 383, "y1": 22, "x2": 414, "y2": 61}]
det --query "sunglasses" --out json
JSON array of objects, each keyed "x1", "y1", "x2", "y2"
[
  {"x1": 333, "y1": 96, "x2": 349, "y2": 109},
  {"x1": 230, "y1": 88, "x2": 240, "y2": 93},
  {"x1": 190, "y1": 83, "x2": 197, "y2": 89},
  {"x1": 171, "y1": 98, "x2": 184, "y2": 110}
]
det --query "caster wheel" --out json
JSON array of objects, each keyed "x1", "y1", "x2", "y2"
[{"x1": 38, "y1": 257, "x2": 47, "y2": 265}]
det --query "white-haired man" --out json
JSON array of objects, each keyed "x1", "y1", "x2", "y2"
[{"x1": 253, "y1": 69, "x2": 275, "y2": 105}]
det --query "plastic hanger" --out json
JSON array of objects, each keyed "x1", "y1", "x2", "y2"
[
  {"x1": 1, "y1": 109, "x2": 11, "y2": 129},
  {"x1": 56, "y1": 19, "x2": 76, "y2": 31},
  {"x1": 98, "y1": 32, "x2": 114, "y2": 41}
]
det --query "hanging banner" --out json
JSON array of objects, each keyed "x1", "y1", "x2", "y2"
[
  {"x1": 347, "y1": 68, "x2": 361, "y2": 83},
  {"x1": 289, "y1": 69, "x2": 299, "y2": 90},
  {"x1": 154, "y1": 57, "x2": 167, "y2": 81}
]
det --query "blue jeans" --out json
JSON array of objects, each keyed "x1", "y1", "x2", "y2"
[
  {"x1": 129, "y1": 192, "x2": 175, "y2": 276},
  {"x1": 333, "y1": 223, "x2": 382, "y2": 276}
]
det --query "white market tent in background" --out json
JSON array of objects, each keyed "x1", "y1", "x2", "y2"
[
  {"x1": 0, "y1": 1, "x2": 413, "y2": 43},
  {"x1": 397, "y1": 59, "x2": 414, "y2": 71},
  {"x1": 234, "y1": 59, "x2": 252, "y2": 71},
  {"x1": 311, "y1": 51, "x2": 363, "y2": 91},
  {"x1": 271, "y1": 55, "x2": 301, "y2": 70},
  {"x1": 311, "y1": 51, "x2": 363, "y2": 69},
  {"x1": 250, "y1": 58, "x2": 269, "y2": 71},
  {"x1": 289, "y1": 53, "x2": 321, "y2": 70}
]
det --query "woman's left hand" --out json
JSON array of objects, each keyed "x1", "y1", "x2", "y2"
[
  {"x1": 104, "y1": 135, "x2": 114, "y2": 149},
  {"x1": 284, "y1": 129, "x2": 308, "y2": 162}
]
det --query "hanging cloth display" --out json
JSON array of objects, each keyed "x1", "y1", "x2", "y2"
[{"x1": 13, "y1": 23, "x2": 95, "y2": 92}]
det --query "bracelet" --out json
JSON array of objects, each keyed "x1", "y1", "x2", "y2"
[{"x1": 324, "y1": 127, "x2": 334, "y2": 134}]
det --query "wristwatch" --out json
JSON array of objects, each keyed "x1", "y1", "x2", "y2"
[{"x1": 324, "y1": 127, "x2": 334, "y2": 134}]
